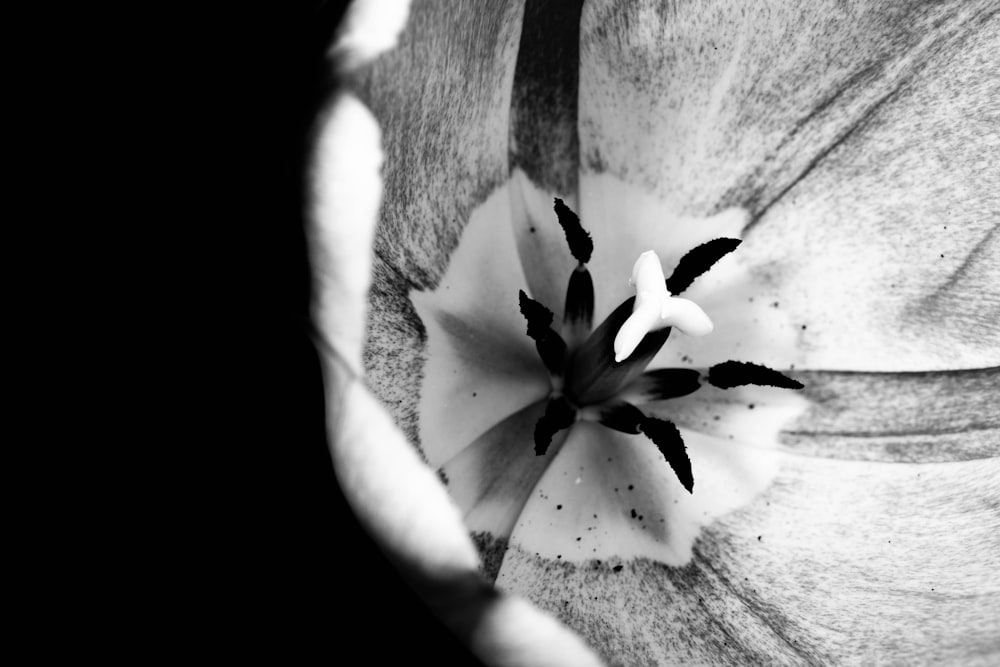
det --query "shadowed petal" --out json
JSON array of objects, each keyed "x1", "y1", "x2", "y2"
[{"x1": 441, "y1": 401, "x2": 569, "y2": 545}]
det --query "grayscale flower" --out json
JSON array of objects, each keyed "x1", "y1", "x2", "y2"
[{"x1": 312, "y1": 1, "x2": 1000, "y2": 664}]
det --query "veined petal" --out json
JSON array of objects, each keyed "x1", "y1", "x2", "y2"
[
  {"x1": 498, "y1": 454, "x2": 1000, "y2": 665},
  {"x1": 497, "y1": 372, "x2": 999, "y2": 664},
  {"x1": 351, "y1": 0, "x2": 531, "y2": 458},
  {"x1": 578, "y1": 0, "x2": 1000, "y2": 371}
]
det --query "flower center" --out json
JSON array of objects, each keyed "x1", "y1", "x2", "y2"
[{"x1": 517, "y1": 200, "x2": 804, "y2": 493}]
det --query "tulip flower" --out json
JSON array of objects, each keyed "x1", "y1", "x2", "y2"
[{"x1": 312, "y1": 1, "x2": 1000, "y2": 664}]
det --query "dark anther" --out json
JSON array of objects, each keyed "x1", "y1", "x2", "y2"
[
  {"x1": 707, "y1": 360, "x2": 803, "y2": 390},
  {"x1": 518, "y1": 289, "x2": 567, "y2": 376},
  {"x1": 597, "y1": 402, "x2": 645, "y2": 434},
  {"x1": 534, "y1": 396, "x2": 577, "y2": 456},
  {"x1": 518, "y1": 289, "x2": 554, "y2": 340},
  {"x1": 639, "y1": 417, "x2": 693, "y2": 493},
  {"x1": 553, "y1": 198, "x2": 593, "y2": 264},
  {"x1": 665, "y1": 238, "x2": 741, "y2": 295}
]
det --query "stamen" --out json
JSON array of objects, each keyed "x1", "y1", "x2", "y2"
[
  {"x1": 614, "y1": 251, "x2": 713, "y2": 362},
  {"x1": 534, "y1": 395, "x2": 576, "y2": 456},
  {"x1": 595, "y1": 401, "x2": 645, "y2": 434},
  {"x1": 554, "y1": 199, "x2": 595, "y2": 343},
  {"x1": 553, "y1": 198, "x2": 593, "y2": 264},
  {"x1": 665, "y1": 238, "x2": 742, "y2": 295},
  {"x1": 519, "y1": 289, "x2": 568, "y2": 378},
  {"x1": 518, "y1": 288, "x2": 554, "y2": 340},
  {"x1": 638, "y1": 417, "x2": 693, "y2": 493},
  {"x1": 707, "y1": 360, "x2": 803, "y2": 389},
  {"x1": 563, "y1": 265, "x2": 594, "y2": 343},
  {"x1": 620, "y1": 368, "x2": 702, "y2": 403}
]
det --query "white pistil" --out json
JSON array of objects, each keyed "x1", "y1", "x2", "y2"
[{"x1": 614, "y1": 251, "x2": 714, "y2": 362}]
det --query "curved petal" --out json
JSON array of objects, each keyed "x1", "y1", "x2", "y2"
[
  {"x1": 498, "y1": 451, "x2": 1000, "y2": 665},
  {"x1": 578, "y1": 0, "x2": 1000, "y2": 371},
  {"x1": 440, "y1": 401, "x2": 565, "y2": 550},
  {"x1": 412, "y1": 187, "x2": 551, "y2": 469},
  {"x1": 495, "y1": 371, "x2": 1000, "y2": 664},
  {"x1": 497, "y1": 381, "x2": 806, "y2": 567}
]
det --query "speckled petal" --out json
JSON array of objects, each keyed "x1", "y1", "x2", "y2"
[
  {"x1": 496, "y1": 370, "x2": 1000, "y2": 665},
  {"x1": 500, "y1": 452, "x2": 1000, "y2": 665},
  {"x1": 578, "y1": 0, "x2": 1000, "y2": 371},
  {"x1": 498, "y1": 384, "x2": 807, "y2": 569}
]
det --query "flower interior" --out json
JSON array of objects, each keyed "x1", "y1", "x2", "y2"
[{"x1": 518, "y1": 199, "x2": 803, "y2": 493}]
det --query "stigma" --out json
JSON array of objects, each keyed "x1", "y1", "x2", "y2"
[{"x1": 614, "y1": 251, "x2": 714, "y2": 362}]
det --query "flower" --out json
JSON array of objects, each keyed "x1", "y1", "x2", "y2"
[{"x1": 313, "y1": 1, "x2": 1000, "y2": 665}]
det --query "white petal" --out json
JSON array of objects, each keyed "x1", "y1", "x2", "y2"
[
  {"x1": 330, "y1": 0, "x2": 411, "y2": 72},
  {"x1": 412, "y1": 187, "x2": 551, "y2": 469},
  {"x1": 310, "y1": 94, "x2": 382, "y2": 375},
  {"x1": 311, "y1": 93, "x2": 479, "y2": 574}
]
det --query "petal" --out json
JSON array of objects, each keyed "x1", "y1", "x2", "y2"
[
  {"x1": 329, "y1": 0, "x2": 410, "y2": 72},
  {"x1": 411, "y1": 189, "x2": 551, "y2": 468},
  {"x1": 310, "y1": 89, "x2": 478, "y2": 585},
  {"x1": 578, "y1": 0, "x2": 1000, "y2": 371},
  {"x1": 497, "y1": 456, "x2": 1000, "y2": 665},
  {"x1": 347, "y1": 2, "x2": 523, "y2": 287},
  {"x1": 495, "y1": 370, "x2": 1000, "y2": 664},
  {"x1": 440, "y1": 401, "x2": 566, "y2": 547},
  {"x1": 310, "y1": 93, "x2": 384, "y2": 375},
  {"x1": 498, "y1": 386, "x2": 802, "y2": 568}
]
